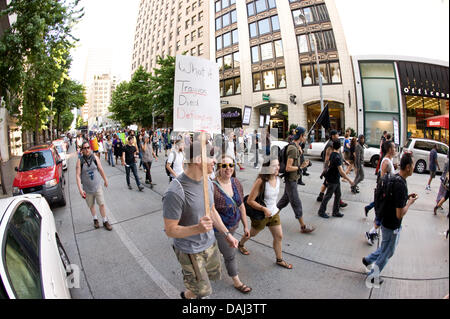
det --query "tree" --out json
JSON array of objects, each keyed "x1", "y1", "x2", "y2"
[
  {"x1": 109, "y1": 81, "x2": 134, "y2": 127},
  {"x1": 52, "y1": 77, "x2": 86, "y2": 134},
  {"x1": 0, "y1": 0, "x2": 83, "y2": 144},
  {"x1": 149, "y1": 55, "x2": 176, "y2": 126},
  {"x1": 75, "y1": 115, "x2": 87, "y2": 129},
  {"x1": 128, "y1": 66, "x2": 152, "y2": 127}
]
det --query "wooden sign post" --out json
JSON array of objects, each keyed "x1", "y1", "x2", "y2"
[{"x1": 173, "y1": 55, "x2": 221, "y2": 217}]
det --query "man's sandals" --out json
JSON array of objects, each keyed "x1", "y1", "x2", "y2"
[{"x1": 276, "y1": 258, "x2": 293, "y2": 269}]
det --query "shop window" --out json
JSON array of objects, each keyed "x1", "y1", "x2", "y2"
[
  {"x1": 253, "y1": 73, "x2": 262, "y2": 91},
  {"x1": 225, "y1": 79, "x2": 234, "y2": 96},
  {"x1": 301, "y1": 64, "x2": 313, "y2": 86},
  {"x1": 220, "y1": 81, "x2": 225, "y2": 97},
  {"x1": 360, "y1": 63, "x2": 395, "y2": 78},
  {"x1": 329, "y1": 62, "x2": 341, "y2": 84},
  {"x1": 277, "y1": 68, "x2": 287, "y2": 88},
  {"x1": 365, "y1": 113, "x2": 400, "y2": 146},
  {"x1": 235, "y1": 77, "x2": 241, "y2": 94},
  {"x1": 313, "y1": 63, "x2": 330, "y2": 84}
]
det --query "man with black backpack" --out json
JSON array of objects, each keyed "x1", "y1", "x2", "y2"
[
  {"x1": 277, "y1": 126, "x2": 315, "y2": 234},
  {"x1": 362, "y1": 152, "x2": 417, "y2": 286}
]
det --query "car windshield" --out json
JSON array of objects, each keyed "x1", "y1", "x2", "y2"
[{"x1": 19, "y1": 150, "x2": 54, "y2": 172}]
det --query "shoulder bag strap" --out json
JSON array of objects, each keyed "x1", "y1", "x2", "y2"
[{"x1": 212, "y1": 180, "x2": 239, "y2": 209}]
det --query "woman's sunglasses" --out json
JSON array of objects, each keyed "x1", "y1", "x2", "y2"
[{"x1": 217, "y1": 163, "x2": 235, "y2": 169}]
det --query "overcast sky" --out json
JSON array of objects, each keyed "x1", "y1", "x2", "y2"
[{"x1": 69, "y1": 0, "x2": 449, "y2": 84}]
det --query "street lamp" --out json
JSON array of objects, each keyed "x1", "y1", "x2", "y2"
[{"x1": 299, "y1": 11, "x2": 325, "y2": 141}]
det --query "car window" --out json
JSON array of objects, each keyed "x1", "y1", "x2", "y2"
[
  {"x1": 413, "y1": 141, "x2": 433, "y2": 152},
  {"x1": 4, "y1": 202, "x2": 43, "y2": 299},
  {"x1": 55, "y1": 145, "x2": 64, "y2": 154},
  {"x1": 404, "y1": 139, "x2": 412, "y2": 149},
  {"x1": 437, "y1": 144, "x2": 448, "y2": 155},
  {"x1": 19, "y1": 150, "x2": 54, "y2": 172}
]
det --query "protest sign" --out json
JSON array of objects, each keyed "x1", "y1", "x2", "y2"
[
  {"x1": 173, "y1": 55, "x2": 221, "y2": 134},
  {"x1": 173, "y1": 55, "x2": 221, "y2": 218}
]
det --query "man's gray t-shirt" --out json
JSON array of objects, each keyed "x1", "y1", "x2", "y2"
[{"x1": 163, "y1": 173, "x2": 216, "y2": 254}]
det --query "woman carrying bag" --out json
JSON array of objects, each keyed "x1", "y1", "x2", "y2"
[
  {"x1": 239, "y1": 159, "x2": 292, "y2": 269},
  {"x1": 213, "y1": 155, "x2": 252, "y2": 294}
]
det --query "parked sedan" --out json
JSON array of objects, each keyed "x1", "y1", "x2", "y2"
[
  {"x1": 0, "y1": 195, "x2": 72, "y2": 299},
  {"x1": 306, "y1": 137, "x2": 381, "y2": 167},
  {"x1": 52, "y1": 140, "x2": 68, "y2": 171}
]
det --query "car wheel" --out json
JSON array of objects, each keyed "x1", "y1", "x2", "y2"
[
  {"x1": 59, "y1": 183, "x2": 66, "y2": 207},
  {"x1": 371, "y1": 155, "x2": 380, "y2": 168},
  {"x1": 415, "y1": 160, "x2": 426, "y2": 174}
]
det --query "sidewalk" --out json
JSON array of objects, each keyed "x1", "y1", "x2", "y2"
[{"x1": 0, "y1": 156, "x2": 20, "y2": 199}]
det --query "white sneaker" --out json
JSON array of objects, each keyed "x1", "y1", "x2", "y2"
[
  {"x1": 425, "y1": 185, "x2": 431, "y2": 191},
  {"x1": 365, "y1": 232, "x2": 374, "y2": 246}
]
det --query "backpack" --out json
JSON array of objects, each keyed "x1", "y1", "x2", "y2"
[
  {"x1": 165, "y1": 150, "x2": 177, "y2": 176},
  {"x1": 374, "y1": 173, "x2": 402, "y2": 222},
  {"x1": 278, "y1": 142, "x2": 296, "y2": 177}
]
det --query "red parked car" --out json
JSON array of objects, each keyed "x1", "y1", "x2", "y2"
[{"x1": 12, "y1": 144, "x2": 66, "y2": 206}]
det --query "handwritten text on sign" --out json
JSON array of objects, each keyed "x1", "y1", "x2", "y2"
[{"x1": 174, "y1": 55, "x2": 221, "y2": 134}]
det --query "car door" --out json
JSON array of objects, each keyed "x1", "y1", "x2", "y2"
[
  {"x1": 0, "y1": 200, "x2": 44, "y2": 298},
  {"x1": 413, "y1": 140, "x2": 432, "y2": 169},
  {"x1": 436, "y1": 143, "x2": 449, "y2": 172}
]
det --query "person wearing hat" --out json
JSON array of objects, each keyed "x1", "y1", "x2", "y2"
[
  {"x1": 276, "y1": 126, "x2": 316, "y2": 234},
  {"x1": 317, "y1": 130, "x2": 349, "y2": 208}
]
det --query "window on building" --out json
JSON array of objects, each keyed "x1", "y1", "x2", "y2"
[
  {"x1": 251, "y1": 46, "x2": 259, "y2": 63},
  {"x1": 224, "y1": 54, "x2": 233, "y2": 70},
  {"x1": 260, "y1": 42, "x2": 273, "y2": 61},
  {"x1": 216, "y1": 35, "x2": 223, "y2": 50},
  {"x1": 258, "y1": 18, "x2": 270, "y2": 35},
  {"x1": 223, "y1": 32, "x2": 231, "y2": 47},
  {"x1": 233, "y1": 51, "x2": 240, "y2": 68},
  {"x1": 274, "y1": 40, "x2": 283, "y2": 58},
  {"x1": 277, "y1": 68, "x2": 287, "y2": 88},
  {"x1": 232, "y1": 29, "x2": 239, "y2": 44},
  {"x1": 253, "y1": 73, "x2": 262, "y2": 91}
]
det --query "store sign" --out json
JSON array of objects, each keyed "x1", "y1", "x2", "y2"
[
  {"x1": 393, "y1": 118, "x2": 400, "y2": 146},
  {"x1": 403, "y1": 87, "x2": 449, "y2": 99},
  {"x1": 221, "y1": 111, "x2": 240, "y2": 118},
  {"x1": 262, "y1": 93, "x2": 270, "y2": 102},
  {"x1": 428, "y1": 120, "x2": 443, "y2": 127}
]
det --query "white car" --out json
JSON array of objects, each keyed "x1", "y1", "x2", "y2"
[
  {"x1": 401, "y1": 138, "x2": 449, "y2": 174},
  {"x1": 306, "y1": 137, "x2": 381, "y2": 167},
  {"x1": 52, "y1": 142, "x2": 67, "y2": 171},
  {"x1": 0, "y1": 195, "x2": 72, "y2": 299}
]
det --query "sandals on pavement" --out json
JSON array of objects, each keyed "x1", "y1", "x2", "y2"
[
  {"x1": 234, "y1": 284, "x2": 252, "y2": 294},
  {"x1": 238, "y1": 243, "x2": 250, "y2": 255},
  {"x1": 276, "y1": 259, "x2": 293, "y2": 269}
]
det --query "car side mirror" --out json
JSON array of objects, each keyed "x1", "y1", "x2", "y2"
[
  {"x1": 56, "y1": 159, "x2": 63, "y2": 165},
  {"x1": 14, "y1": 167, "x2": 19, "y2": 172}
]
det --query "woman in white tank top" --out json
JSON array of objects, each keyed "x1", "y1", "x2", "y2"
[{"x1": 238, "y1": 159, "x2": 293, "y2": 269}]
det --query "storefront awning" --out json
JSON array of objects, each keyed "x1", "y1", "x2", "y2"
[{"x1": 426, "y1": 114, "x2": 449, "y2": 130}]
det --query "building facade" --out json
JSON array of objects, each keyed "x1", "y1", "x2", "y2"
[
  {"x1": 214, "y1": 0, "x2": 356, "y2": 139},
  {"x1": 352, "y1": 55, "x2": 449, "y2": 147},
  {"x1": 131, "y1": 0, "x2": 210, "y2": 73},
  {"x1": 86, "y1": 74, "x2": 119, "y2": 130}
]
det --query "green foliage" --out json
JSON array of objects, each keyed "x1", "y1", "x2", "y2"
[
  {"x1": 346, "y1": 127, "x2": 356, "y2": 137},
  {"x1": 149, "y1": 55, "x2": 176, "y2": 124},
  {"x1": 53, "y1": 78, "x2": 86, "y2": 132},
  {"x1": 0, "y1": 0, "x2": 83, "y2": 142},
  {"x1": 75, "y1": 115, "x2": 87, "y2": 129}
]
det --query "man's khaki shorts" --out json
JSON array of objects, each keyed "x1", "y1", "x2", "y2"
[
  {"x1": 85, "y1": 187, "x2": 105, "y2": 208},
  {"x1": 173, "y1": 242, "x2": 222, "y2": 298}
]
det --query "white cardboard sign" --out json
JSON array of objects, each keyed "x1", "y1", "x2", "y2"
[{"x1": 173, "y1": 55, "x2": 221, "y2": 134}]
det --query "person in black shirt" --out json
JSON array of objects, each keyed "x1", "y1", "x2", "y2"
[
  {"x1": 318, "y1": 140, "x2": 354, "y2": 218},
  {"x1": 122, "y1": 136, "x2": 144, "y2": 191},
  {"x1": 363, "y1": 152, "x2": 417, "y2": 286}
]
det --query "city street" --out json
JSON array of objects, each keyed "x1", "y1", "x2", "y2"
[{"x1": 52, "y1": 145, "x2": 449, "y2": 299}]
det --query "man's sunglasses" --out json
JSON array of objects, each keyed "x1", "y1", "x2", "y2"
[
  {"x1": 82, "y1": 147, "x2": 90, "y2": 150},
  {"x1": 217, "y1": 163, "x2": 235, "y2": 169}
]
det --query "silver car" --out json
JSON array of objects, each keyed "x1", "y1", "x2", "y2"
[{"x1": 401, "y1": 138, "x2": 449, "y2": 174}]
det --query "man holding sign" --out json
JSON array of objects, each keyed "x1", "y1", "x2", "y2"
[
  {"x1": 163, "y1": 55, "x2": 238, "y2": 299},
  {"x1": 163, "y1": 140, "x2": 238, "y2": 299}
]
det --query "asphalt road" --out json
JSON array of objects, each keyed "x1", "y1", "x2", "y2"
[{"x1": 52, "y1": 146, "x2": 449, "y2": 299}]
